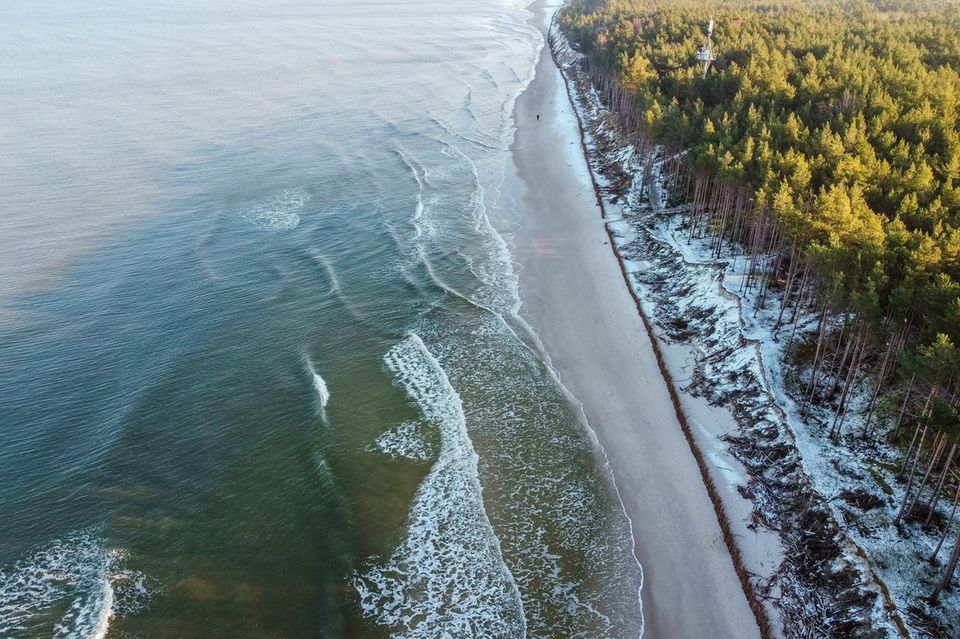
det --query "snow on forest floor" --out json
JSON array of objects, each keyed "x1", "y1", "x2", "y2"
[{"x1": 550, "y1": 19, "x2": 959, "y2": 639}]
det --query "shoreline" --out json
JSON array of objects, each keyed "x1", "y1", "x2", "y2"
[
  {"x1": 545, "y1": 18, "x2": 776, "y2": 638},
  {"x1": 502, "y1": 1, "x2": 765, "y2": 636}
]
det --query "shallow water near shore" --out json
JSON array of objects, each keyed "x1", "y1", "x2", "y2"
[{"x1": 0, "y1": 0, "x2": 642, "y2": 636}]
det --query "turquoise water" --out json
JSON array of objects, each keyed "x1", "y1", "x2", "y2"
[{"x1": 0, "y1": 0, "x2": 643, "y2": 636}]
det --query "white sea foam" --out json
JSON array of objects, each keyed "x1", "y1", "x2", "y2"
[
  {"x1": 0, "y1": 530, "x2": 151, "y2": 638},
  {"x1": 306, "y1": 360, "x2": 330, "y2": 408},
  {"x1": 242, "y1": 187, "x2": 309, "y2": 230},
  {"x1": 56, "y1": 574, "x2": 112, "y2": 639},
  {"x1": 372, "y1": 420, "x2": 434, "y2": 462},
  {"x1": 354, "y1": 333, "x2": 525, "y2": 638}
]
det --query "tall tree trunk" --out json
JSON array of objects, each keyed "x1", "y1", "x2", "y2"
[
  {"x1": 756, "y1": 225, "x2": 785, "y2": 312},
  {"x1": 831, "y1": 330, "x2": 868, "y2": 439},
  {"x1": 899, "y1": 384, "x2": 937, "y2": 472},
  {"x1": 925, "y1": 443, "x2": 957, "y2": 526},
  {"x1": 930, "y1": 481, "x2": 960, "y2": 563},
  {"x1": 929, "y1": 530, "x2": 960, "y2": 604},
  {"x1": 903, "y1": 432, "x2": 947, "y2": 522},
  {"x1": 827, "y1": 320, "x2": 855, "y2": 398},
  {"x1": 891, "y1": 374, "x2": 917, "y2": 444},
  {"x1": 788, "y1": 261, "x2": 815, "y2": 344},
  {"x1": 804, "y1": 308, "x2": 830, "y2": 416},
  {"x1": 896, "y1": 424, "x2": 929, "y2": 524},
  {"x1": 774, "y1": 245, "x2": 799, "y2": 331}
]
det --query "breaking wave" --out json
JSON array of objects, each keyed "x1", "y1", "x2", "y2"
[
  {"x1": 306, "y1": 359, "x2": 331, "y2": 409},
  {"x1": 0, "y1": 530, "x2": 152, "y2": 638},
  {"x1": 353, "y1": 333, "x2": 525, "y2": 638}
]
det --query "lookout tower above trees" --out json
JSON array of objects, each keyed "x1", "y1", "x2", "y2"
[{"x1": 696, "y1": 18, "x2": 716, "y2": 78}]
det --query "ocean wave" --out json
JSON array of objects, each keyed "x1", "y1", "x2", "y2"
[
  {"x1": 393, "y1": 146, "x2": 425, "y2": 238},
  {"x1": 0, "y1": 530, "x2": 152, "y2": 639},
  {"x1": 405, "y1": 142, "x2": 518, "y2": 318},
  {"x1": 306, "y1": 359, "x2": 331, "y2": 409},
  {"x1": 306, "y1": 250, "x2": 342, "y2": 296},
  {"x1": 353, "y1": 333, "x2": 525, "y2": 638},
  {"x1": 444, "y1": 145, "x2": 520, "y2": 315}
]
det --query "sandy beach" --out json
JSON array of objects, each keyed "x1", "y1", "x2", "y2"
[{"x1": 503, "y1": 2, "x2": 763, "y2": 637}]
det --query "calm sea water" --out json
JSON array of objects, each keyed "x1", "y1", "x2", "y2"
[{"x1": 0, "y1": 0, "x2": 643, "y2": 636}]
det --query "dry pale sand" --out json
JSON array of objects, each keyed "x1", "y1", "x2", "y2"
[{"x1": 504, "y1": 2, "x2": 763, "y2": 637}]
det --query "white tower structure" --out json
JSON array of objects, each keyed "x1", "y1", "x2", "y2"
[{"x1": 696, "y1": 18, "x2": 716, "y2": 78}]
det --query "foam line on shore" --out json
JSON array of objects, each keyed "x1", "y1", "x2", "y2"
[{"x1": 493, "y1": 3, "x2": 646, "y2": 635}]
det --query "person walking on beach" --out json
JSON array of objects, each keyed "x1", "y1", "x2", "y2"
[{"x1": 536, "y1": 114, "x2": 539, "y2": 120}]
